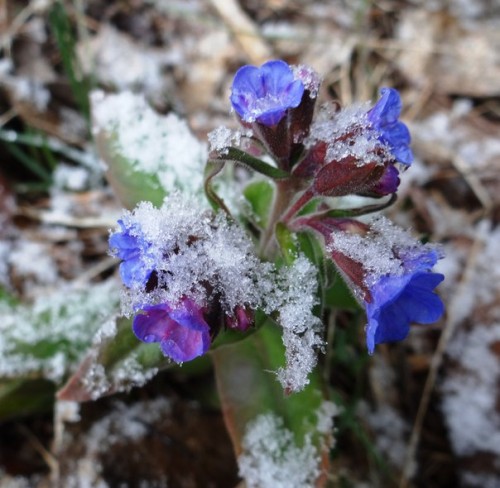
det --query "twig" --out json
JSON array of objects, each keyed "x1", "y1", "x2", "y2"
[
  {"x1": 17, "y1": 423, "x2": 59, "y2": 474},
  {"x1": 73, "y1": 256, "x2": 117, "y2": 285},
  {"x1": 208, "y1": 0, "x2": 272, "y2": 65},
  {"x1": 17, "y1": 206, "x2": 117, "y2": 229}
]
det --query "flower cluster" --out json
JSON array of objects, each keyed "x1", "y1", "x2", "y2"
[
  {"x1": 223, "y1": 59, "x2": 444, "y2": 353},
  {"x1": 109, "y1": 195, "x2": 270, "y2": 363},
  {"x1": 110, "y1": 58, "x2": 444, "y2": 378}
]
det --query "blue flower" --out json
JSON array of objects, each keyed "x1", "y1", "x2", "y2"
[
  {"x1": 230, "y1": 59, "x2": 304, "y2": 126},
  {"x1": 133, "y1": 299, "x2": 211, "y2": 363},
  {"x1": 364, "y1": 249, "x2": 444, "y2": 354},
  {"x1": 368, "y1": 88, "x2": 414, "y2": 165},
  {"x1": 109, "y1": 219, "x2": 156, "y2": 289}
]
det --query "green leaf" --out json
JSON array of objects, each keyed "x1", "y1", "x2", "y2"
[
  {"x1": 243, "y1": 179, "x2": 274, "y2": 229},
  {"x1": 324, "y1": 269, "x2": 362, "y2": 311},
  {"x1": 211, "y1": 317, "x2": 331, "y2": 471},
  {"x1": 0, "y1": 379, "x2": 55, "y2": 422},
  {"x1": 275, "y1": 222, "x2": 299, "y2": 265},
  {"x1": 95, "y1": 130, "x2": 168, "y2": 209},
  {"x1": 93, "y1": 96, "x2": 207, "y2": 209}
]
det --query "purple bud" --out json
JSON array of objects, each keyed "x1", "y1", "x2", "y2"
[
  {"x1": 359, "y1": 164, "x2": 400, "y2": 198},
  {"x1": 226, "y1": 306, "x2": 254, "y2": 332}
]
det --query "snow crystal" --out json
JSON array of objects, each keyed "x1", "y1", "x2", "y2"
[
  {"x1": 292, "y1": 64, "x2": 321, "y2": 98},
  {"x1": 208, "y1": 126, "x2": 242, "y2": 154},
  {"x1": 268, "y1": 256, "x2": 324, "y2": 392},
  {"x1": 91, "y1": 90, "x2": 207, "y2": 196},
  {"x1": 238, "y1": 413, "x2": 320, "y2": 488}
]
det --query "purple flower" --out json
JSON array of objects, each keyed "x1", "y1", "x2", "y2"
[
  {"x1": 368, "y1": 88, "x2": 414, "y2": 165},
  {"x1": 133, "y1": 299, "x2": 211, "y2": 363},
  {"x1": 365, "y1": 249, "x2": 444, "y2": 354},
  {"x1": 109, "y1": 219, "x2": 155, "y2": 289},
  {"x1": 230, "y1": 59, "x2": 305, "y2": 126}
]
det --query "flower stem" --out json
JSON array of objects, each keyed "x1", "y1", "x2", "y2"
[{"x1": 259, "y1": 181, "x2": 312, "y2": 258}]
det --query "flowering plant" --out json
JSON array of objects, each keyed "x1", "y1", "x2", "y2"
[{"x1": 101, "y1": 60, "x2": 444, "y2": 486}]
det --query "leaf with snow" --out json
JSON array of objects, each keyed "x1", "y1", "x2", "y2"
[
  {"x1": 0, "y1": 280, "x2": 120, "y2": 383},
  {"x1": 237, "y1": 401, "x2": 338, "y2": 488},
  {"x1": 212, "y1": 319, "x2": 333, "y2": 486},
  {"x1": 92, "y1": 91, "x2": 207, "y2": 209}
]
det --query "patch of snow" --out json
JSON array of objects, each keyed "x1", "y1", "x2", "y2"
[{"x1": 441, "y1": 324, "x2": 500, "y2": 457}]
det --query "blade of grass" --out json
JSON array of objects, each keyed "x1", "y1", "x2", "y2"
[
  {"x1": 4, "y1": 140, "x2": 52, "y2": 182},
  {"x1": 49, "y1": 1, "x2": 90, "y2": 123}
]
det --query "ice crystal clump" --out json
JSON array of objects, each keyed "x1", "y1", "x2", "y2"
[
  {"x1": 268, "y1": 256, "x2": 324, "y2": 392},
  {"x1": 328, "y1": 216, "x2": 439, "y2": 287},
  {"x1": 117, "y1": 194, "x2": 275, "y2": 315},
  {"x1": 208, "y1": 126, "x2": 242, "y2": 154},
  {"x1": 307, "y1": 103, "x2": 386, "y2": 167},
  {"x1": 238, "y1": 413, "x2": 319, "y2": 488},
  {"x1": 91, "y1": 90, "x2": 206, "y2": 195}
]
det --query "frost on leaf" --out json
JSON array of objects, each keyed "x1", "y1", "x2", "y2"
[
  {"x1": 91, "y1": 90, "x2": 206, "y2": 196},
  {"x1": 0, "y1": 280, "x2": 120, "y2": 383}
]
